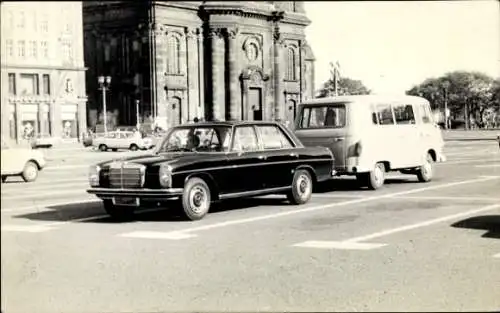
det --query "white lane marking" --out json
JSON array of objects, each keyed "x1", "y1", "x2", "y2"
[
  {"x1": 445, "y1": 150, "x2": 492, "y2": 157},
  {"x1": 1, "y1": 198, "x2": 100, "y2": 213},
  {"x1": 120, "y1": 231, "x2": 197, "y2": 240},
  {"x1": 314, "y1": 194, "x2": 500, "y2": 202},
  {"x1": 117, "y1": 176, "x2": 500, "y2": 240},
  {"x1": 343, "y1": 203, "x2": 500, "y2": 243},
  {"x1": 43, "y1": 165, "x2": 89, "y2": 171},
  {"x1": 1, "y1": 225, "x2": 55, "y2": 233},
  {"x1": 1, "y1": 182, "x2": 87, "y2": 194},
  {"x1": 437, "y1": 158, "x2": 499, "y2": 165},
  {"x1": 292, "y1": 241, "x2": 387, "y2": 250},
  {"x1": 493, "y1": 253, "x2": 500, "y2": 258},
  {"x1": 1, "y1": 189, "x2": 87, "y2": 200},
  {"x1": 475, "y1": 164, "x2": 500, "y2": 168}
]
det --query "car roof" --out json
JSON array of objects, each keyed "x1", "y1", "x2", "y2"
[
  {"x1": 300, "y1": 94, "x2": 430, "y2": 106},
  {"x1": 177, "y1": 121, "x2": 283, "y2": 127}
]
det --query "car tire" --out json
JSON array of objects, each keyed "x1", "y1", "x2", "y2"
[
  {"x1": 181, "y1": 177, "x2": 211, "y2": 221},
  {"x1": 103, "y1": 200, "x2": 135, "y2": 221},
  {"x1": 1, "y1": 175, "x2": 7, "y2": 183},
  {"x1": 21, "y1": 161, "x2": 38, "y2": 183},
  {"x1": 287, "y1": 169, "x2": 313, "y2": 205},
  {"x1": 112, "y1": 148, "x2": 118, "y2": 152},
  {"x1": 416, "y1": 153, "x2": 434, "y2": 183},
  {"x1": 99, "y1": 144, "x2": 108, "y2": 152},
  {"x1": 360, "y1": 163, "x2": 385, "y2": 190},
  {"x1": 129, "y1": 144, "x2": 139, "y2": 151}
]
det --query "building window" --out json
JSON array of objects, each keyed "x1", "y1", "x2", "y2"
[
  {"x1": 18, "y1": 40, "x2": 25, "y2": 57},
  {"x1": 19, "y1": 74, "x2": 39, "y2": 95},
  {"x1": 40, "y1": 15, "x2": 48, "y2": 33},
  {"x1": 40, "y1": 41, "x2": 48, "y2": 58},
  {"x1": 18, "y1": 11, "x2": 25, "y2": 28},
  {"x1": 166, "y1": 36, "x2": 181, "y2": 74},
  {"x1": 29, "y1": 40, "x2": 37, "y2": 58},
  {"x1": 8, "y1": 73, "x2": 16, "y2": 95},
  {"x1": 62, "y1": 40, "x2": 73, "y2": 62},
  {"x1": 42, "y1": 74, "x2": 50, "y2": 95},
  {"x1": 285, "y1": 48, "x2": 296, "y2": 81},
  {"x1": 6, "y1": 40, "x2": 14, "y2": 57}
]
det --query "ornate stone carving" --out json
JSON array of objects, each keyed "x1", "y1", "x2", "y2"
[
  {"x1": 184, "y1": 27, "x2": 199, "y2": 39},
  {"x1": 245, "y1": 43, "x2": 258, "y2": 62},
  {"x1": 208, "y1": 28, "x2": 224, "y2": 39},
  {"x1": 226, "y1": 27, "x2": 239, "y2": 40}
]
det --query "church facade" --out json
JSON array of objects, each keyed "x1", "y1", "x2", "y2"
[{"x1": 83, "y1": 1, "x2": 315, "y2": 130}]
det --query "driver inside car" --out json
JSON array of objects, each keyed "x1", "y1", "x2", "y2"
[{"x1": 186, "y1": 133, "x2": 200, "y2": 150}]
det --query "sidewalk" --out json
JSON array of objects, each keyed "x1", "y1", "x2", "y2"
[{"x1": 442, "y1": 129, "x2": 500, "y2": 141}]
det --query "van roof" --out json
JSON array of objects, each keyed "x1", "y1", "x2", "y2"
[{"x1": 300, "y1": 94, "x2": 430, "y2": 106}]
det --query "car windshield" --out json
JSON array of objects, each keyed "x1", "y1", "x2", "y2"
[{"x1": 156, "y1": 125, "x2": 232, "y2": 153}]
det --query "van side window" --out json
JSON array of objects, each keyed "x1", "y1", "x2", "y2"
[
  {"x1": 419, "y1": 104, "x2": 432, "y2": 124},
  {"x1": 376, "y1": 104, "x2": 395, "y2": 125},
  {"x1": 299, "y1": 105, "x2": 346, "y2": 129},
  {"x1": 371, "y1": 104, "x2": 379, "y2": 124},
  {"x1": 394, "y1": 104, "x2": 416, "y2": 124}
]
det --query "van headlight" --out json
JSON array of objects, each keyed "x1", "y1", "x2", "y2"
[
  {"x1": 159, "y1": 164, "x2": 172, "y2": 188},
  {"x1": 89, "y1": 165, "x2": 101, "y2": 187}
]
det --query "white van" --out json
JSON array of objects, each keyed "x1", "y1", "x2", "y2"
[{"x1": 294, "y1": 95, "x2": 446, "y2": 190}]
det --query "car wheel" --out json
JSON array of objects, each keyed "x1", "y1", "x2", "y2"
[
  {"x1": 112, "y1": 148, "x2": 118, "y2": 152},
  {"x1": 360, "y1": 163, "x2": 385, "y2": 190},
  {"x1": 181, "y1": 177, "x2": 211, "y2": 221},
  {"x1": 21, "y1": 161, "x2": 38, "y2": 182},
  {"x1": 287, "y1": 169, "x2": 313, "y2": 205},
  {"x1": 1, "y1": 175, "x2": 7, "y2": 183},
  {"x1": 103, "y1": 200, "x2": 135, "y2": 221},
  {"x1": 129, "y1": 144, "x2": 139, "y2": 151},
  {"x1": 99, "y1": 144, "x2": 108, "y2": 152},
  {"x1": 416, "y1": 153, "x2": 434, "y2": 183}
]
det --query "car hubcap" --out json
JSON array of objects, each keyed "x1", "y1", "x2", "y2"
[
  {"x1": 374, "y1": 166, "x2": 383, "y2": 185},
  {"x1": 189, "y1": 186, "x2": 207, "y2": 214},
  {"x1": 297, "y1": 174, "x2": 311, "y2": 199},
  {"x1": 26, "y1": 165, "x2": 36, "y2": 180}
]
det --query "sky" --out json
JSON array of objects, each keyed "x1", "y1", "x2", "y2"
[{"x1": 304, "y1": 0, "x2": 500, "y2": 95}]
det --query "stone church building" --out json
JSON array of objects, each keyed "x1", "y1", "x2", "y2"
[{"x1": 83, "y1": 1, "x2": 315, "y2": 130}]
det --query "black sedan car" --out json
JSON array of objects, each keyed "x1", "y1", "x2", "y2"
[{"x1": 87, "y1": 121, "x2": 335, "y2": 221}]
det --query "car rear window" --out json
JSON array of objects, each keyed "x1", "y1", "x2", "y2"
[{"x1": 299, "y1": 105, "x2": 346, "y2": 129}]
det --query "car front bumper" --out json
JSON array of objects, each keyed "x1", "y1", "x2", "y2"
[{"x1": 87, "y1": 187, "x2": 184, "y2": 200}]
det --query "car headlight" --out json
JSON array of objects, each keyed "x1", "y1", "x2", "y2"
[
  {"x1": 159, "y1": 164, "x2": 172, "y2": 188},
  {"x1": 89, "y1": 165, "x2": 101, "y2": 187}
]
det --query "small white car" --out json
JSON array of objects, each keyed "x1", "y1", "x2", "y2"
[
  {"x1": 92, "y1": 131, "x2": 152, "y2": 151},
  {"x1": 1, "y1": 139, "x2": 47, "y2": 183},
  {"x1": 31, "y1": 134, "x2": 60, "y2": 149}
]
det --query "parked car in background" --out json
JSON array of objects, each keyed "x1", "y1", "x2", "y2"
[
  {"x1": 1, "y1": 138, "x2": 46, "y2": 183},
  {"x1": 31, "y1": 134, "x2": 60, "y2": 149},
  {"x1": 92, "y1": 131, "x2": 152, "y2": 151},
  {"x1": 294, "y1": 95, "x2": 446, "y2": 190},
  {"x1": 87, "y1": 121, "x2": 335, "y2": 221}
]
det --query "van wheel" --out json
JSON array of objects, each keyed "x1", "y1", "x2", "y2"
[
  {"x1": 181, "y1": 177, "x2": 211, "y2": 221},
  {"x1": 22, "y1": 161, "x2": 39, "y2": 182},
  {"x1": 103, "y1": 200, "x2": 135, "y2": 221},
  {"x1": 99, "y1": 144, "x2": 108, "y2": 152},
  {"x1": 359, "y1": 163, "x2": 385, "y2": 190},
  {"x1": 416, "y1": 153, "x2": 434, "y2": 182},
  {"x1": 1, "y1": 176, "x2": 7, "y2": 183},
  {"x1": 129, "y1": 144, "x2": 139, "y2": 151},
  {"x1": 287, "y1": 169, "x2": 313, "y2": 205}
]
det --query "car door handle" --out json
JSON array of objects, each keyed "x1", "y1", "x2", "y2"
[
  {"x1": 334, "y1": 138, "x2": 344, "y2": 142},
  {"x1": 258, "y1": 155, "x2": 267, "y2": 160},
  {"x1": 290, "y1": 152, "x2": 298, "y2": 157}
]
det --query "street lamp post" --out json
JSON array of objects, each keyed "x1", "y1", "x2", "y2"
[
  {"x1": 442, "y1": 81, "x2": 450, "y2": 130},
  {"x1": 97, "y1": 75, "x2": 112, "y2": 134},
  {"x1": 135, "y1": 99, "x2": 140, "y2": 130}
]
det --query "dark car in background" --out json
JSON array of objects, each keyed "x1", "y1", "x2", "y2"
[{"x1": 87, "y1": 121, "x2": 335, "y2": 221}]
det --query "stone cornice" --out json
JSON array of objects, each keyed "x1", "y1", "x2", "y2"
[{"x1": 1, "y1": 64, "x2": 87, "y2": 72}]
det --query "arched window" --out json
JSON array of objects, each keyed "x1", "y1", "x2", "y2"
[
  {"x1": 166, "y1": 36, "x2": 180, "y2": 74},
  {"x1": 285, "y1": 48, "x2": 296, "y2": 81}
]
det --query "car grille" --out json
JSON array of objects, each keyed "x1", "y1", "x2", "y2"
[{"x1": 108, "y1": 163, "x2": 145, "y2": 188}]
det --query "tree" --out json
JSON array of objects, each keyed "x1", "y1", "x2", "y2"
[
  {"x1": 406, "y1": 71, "x2": 498, "y2": 129},
  {"x1": 316, "y1": 77, "x2": 371, "y2": 98}
]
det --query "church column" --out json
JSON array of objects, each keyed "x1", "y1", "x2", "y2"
[
  {"x1": 154, "y1": 25, "x2": 167, "y2": 121},
  {"x1": 226, "y1": 27, "x2": 240, "y2": 121},
  {"x1": 209, "y1": 27, "x2": 225, "y2": 121},
  {"x1": 185, "y1": 27, "x2": 199, "y2": 122},
  {"x1": 197, "y1": 30, "x2": 205, "y2": 119},
  {"x1": 273, "y1": 32, "x2": 284, "y2": 121},
  {"x1": 38, "y1": 102, "x2": 45, "y2": 135}
]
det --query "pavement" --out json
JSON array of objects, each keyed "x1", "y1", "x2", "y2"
[
  {"x1": 1, "y1": 140, "x2": 500, "y2": 312},
  {"x1": 442, "y1": 129, "x2": 500, "y2": 141}
]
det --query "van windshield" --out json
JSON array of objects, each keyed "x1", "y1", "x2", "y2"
[{"x1": 299, "y1": 104, "x2": 346, "y2": 129}]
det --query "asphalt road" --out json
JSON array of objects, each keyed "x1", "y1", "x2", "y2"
[{"x1": 1, "y1": 141, "x2": 500, "y2": 312}]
